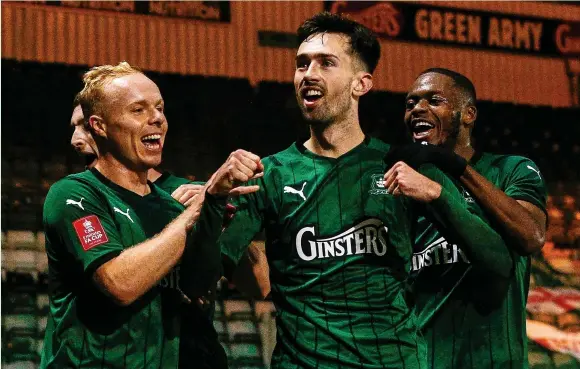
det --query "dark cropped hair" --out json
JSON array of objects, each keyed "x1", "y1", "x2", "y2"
[
  {"x1": 297, "y1": 11, "x2": 381, "y2": 73},
  {"x1": 419, "y1": 68, "x2": 477, "y2": 105}
]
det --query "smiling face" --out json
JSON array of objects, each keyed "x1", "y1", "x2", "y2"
[
  {"x1": 92, "y1": 73, "x2": 167, "y2": 171},
  {"x1": 294, "y1": 32, "x2": 361, "y2": 126},
  {"x1": 70, "y1": 105, "x2": 99, "y2": 167},
  {"x1": 404, "y1": 72, "x2": 468, "y2": 147}
]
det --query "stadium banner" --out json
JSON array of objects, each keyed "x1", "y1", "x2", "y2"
[
  {"x1": 22, "y1": 1, "x2": 230, "y2": 22},
  {"x1": 326, "y1": 1, "x2": 580, "y2": 57}
]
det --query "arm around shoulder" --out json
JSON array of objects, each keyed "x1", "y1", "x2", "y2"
[{"x1": 460, "y1": 163, "x2": 547, "y2": 255}]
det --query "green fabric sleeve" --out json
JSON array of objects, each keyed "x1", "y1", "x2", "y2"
[
  {"x1": 219, "y1": 177, "x2": 266, "y2": 267},
  {"x1": 426, "y1": 187, "x2": 513, "y2": 278},
  {"x1": 43, "y1": 178, "x2": 124, "y2": 277},
  {"x1": 179, "y1": 192, "x2": 226, "y2": 298},
  {"x1": 502, "y1": 157, "x2": 547, "y2": 215}
]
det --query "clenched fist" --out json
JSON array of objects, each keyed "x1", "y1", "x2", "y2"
[
  {"x1": 383, "y1": 161, "x2": 442, "y2": 203},
  {"x1": 207, "y1": 150, "x2": 264, "y2": 197}
]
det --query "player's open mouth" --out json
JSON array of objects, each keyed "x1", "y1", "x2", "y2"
[
  {"x1": 411, "y1": 119, "x2": 436, "y2": 141},
  {"x1": 141, "y1": 134, "x2": 162, "y2": 151},
  {"x1": 301, "y1": 88, "x2": 324, "y2": 108}
]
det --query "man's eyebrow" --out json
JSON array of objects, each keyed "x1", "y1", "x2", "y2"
[
  {"x1": 406, "y1": 89, "x2": 444, "y2": 99},
  {"x1": 295, "y1": 52, "x2": 339, "y2": 61}
]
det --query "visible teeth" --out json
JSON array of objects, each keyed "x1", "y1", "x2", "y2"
[
  {"x1": 142, "y1": 134, "x2": 161, "y2": 141},
  {"x1": 305, "y1": 90, "x2": 322, "y2": 97},
  {"x1": 414, "y1": 121, "x2": 434, "y2": 128}
]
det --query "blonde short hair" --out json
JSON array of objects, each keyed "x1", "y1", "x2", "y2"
[{"x1": 77, "y1": 61, "x2": 142, "y2": 120}]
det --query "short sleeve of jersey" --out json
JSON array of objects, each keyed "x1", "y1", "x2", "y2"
[
  {"x1": 500, "y1": 156, "x2": 547, "y2": 213},
  {"x1": 218, "y1": 173, "x2": 268, "y2": 265},
  {"x1": 43, "y1": 178, "x2": 125, "y2": 277}
]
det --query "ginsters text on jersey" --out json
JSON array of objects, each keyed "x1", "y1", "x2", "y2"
[
  {"x1": 412, "y1": 236, "x2": 470, "y2": 272},
  {"x1": 296, "y1": 218, "x2": 389, "y2": 261}
]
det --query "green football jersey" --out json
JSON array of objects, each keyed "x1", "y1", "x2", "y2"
[
  {"x1": 40, "y1": 168, "x2": 185, "y2": 369},
  {"x1": 218, "y1": 137, "x2": 465, "y2": 369},
  {"x1": 412, "y1": 152, "x2": 547, "y2": 369},
  {"x1": 153, "y1": 172, "x2": 227, "y2": 368},
  {"x1": 155, "y1": 172, "x2": 204, "y2": 195}
]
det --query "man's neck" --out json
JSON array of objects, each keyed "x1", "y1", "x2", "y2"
[
  {"x1": 147, "y1": 169, "x2": 163, "y2": 182},
  {"x1": 95, "y1": 155, "x2": 151, "y2": 196},
  {"x1": 454, "y1": 142, "x2": 476, "y2": 162},
  {"x1": 304, "y1": 116, "x2": 365, "y2": 159}
]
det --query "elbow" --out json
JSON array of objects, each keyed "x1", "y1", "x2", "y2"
[
  {"x1": 531, "y1": 230, "x2": 546, "y2": 254},
  {"x1": 108, "y1": 286, "x2": 138, "y2": 307},
  {"x1": 257, "y1": 284, "x2": 271, "y2": 300},
  {"x1": 94, "y1": 267, "x2": 139, "y2": 307},
  {"x1": 519, "y1": 229, "x2": 546, "y2": 256}
]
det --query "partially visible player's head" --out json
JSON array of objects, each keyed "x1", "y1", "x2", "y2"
[
  {"x1": 294, "y1": 12, "x2": 380, "y2": 126},
  {"x1": 70, "y1": 95, "x2": 99, "y2": 168},
  {"x1": 77, "y1": 62, "x2": 167, "y2": 172},
  {"x1": 404, "y1": 68, "x2": 477, "y2": 149}
]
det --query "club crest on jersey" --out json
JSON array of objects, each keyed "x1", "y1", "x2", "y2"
[
  {"x1": 72, "y1": 215, "x2": 109, "y2": 251},
  {"x1": 412, "y1": 237, "x2": 470, "y2": 272},
  {"x1": 369, "y1": 174, "x2": 389, "y2": 195},
  {"x1": 295, "y1": 218, "x2": 389, "y2": 261}
]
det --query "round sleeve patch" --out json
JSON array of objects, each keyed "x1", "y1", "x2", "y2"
[{"x1": 73, "y1": 215, "x2": 109, "y2": 251}]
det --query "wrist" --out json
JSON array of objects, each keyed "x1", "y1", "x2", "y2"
[
  {"x1": 205, "y1": 188, "x2": 229, "y2": 201},
  {"x1": 427, "y1": 182, "x2": 443, "y2": 202},
  {"x1": 207, "y1": 184, "x2": 219, "y2": 196}
]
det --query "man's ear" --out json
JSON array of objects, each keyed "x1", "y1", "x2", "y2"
[
  {"x1": 353, "y1": 72, "x2": 373, "y2": 97},
  {"x1": 89, "y1": 115, "x2": 107, "y2": 139},
  {"x1": 463, "y1": 105, "x2": 477, "y2": 128}
]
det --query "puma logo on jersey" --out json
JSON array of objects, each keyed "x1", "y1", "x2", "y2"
[
  {"x1": 295, "y1": 218, "x2": 389, "y2": 261},
  {"x1": 412, "y1": 237, "x2": 470, "y2": 272},
  {"x1": 462, "y1": 188, "x2": 475, "y2": 203},
  {"x1": 113, "y1": 207, "x2": 134, "y2": 223},
  {"x1": 284, "y1": 182, "x2": 307, "y2": 201},
  {"x1": 527, "y1": 165, "x2": 542, "y2": 180},
  {"x1": 66, "y1": 198, "x2": 85, "y2": 210}
]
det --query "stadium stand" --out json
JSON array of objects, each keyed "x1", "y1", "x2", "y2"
[{"x1": 2, "y1": 60, "x2": 579, "y2": 368}]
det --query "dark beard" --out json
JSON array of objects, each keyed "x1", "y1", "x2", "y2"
[{"x1": 439, "y1": 111, "x2": 461, "y2": 149}]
